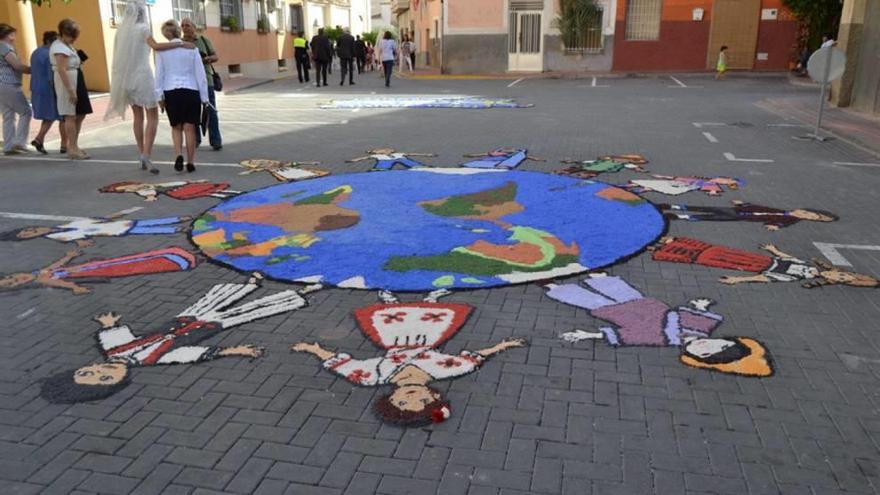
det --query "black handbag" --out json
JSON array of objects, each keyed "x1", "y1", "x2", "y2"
[{"x1": 211, "y1": 66, "x2": 223, "y2": 92}]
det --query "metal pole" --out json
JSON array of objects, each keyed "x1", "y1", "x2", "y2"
[{"x1": 814, "y1": 47, "x2": 834, "y2": 140}]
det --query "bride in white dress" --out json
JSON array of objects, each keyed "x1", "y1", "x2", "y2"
[{"x1": 106, "y1": 0, "x2": 195, "y2": 174}]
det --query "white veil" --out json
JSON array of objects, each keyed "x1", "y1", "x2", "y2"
[{"x1": 106, "y1": 0, "x2": 154, "y2": 119}]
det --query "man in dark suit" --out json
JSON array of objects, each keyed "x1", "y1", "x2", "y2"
[
  {"x1": 354, "y1": 34, "x2": 367, "y2": 74},
  {"x1": 310, "y1": 28, "x2": 332, "y2": 87},
  {"x1": 337, "y1": 28, "x2": 356, "y2": 86}
]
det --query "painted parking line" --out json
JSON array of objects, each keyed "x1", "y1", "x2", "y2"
[
  {"x1": 702, "y1": 132, "x2": 719, "y2": 143},
  {"x1": 692, "y1": 122, "x2": 726, "y2": 128},
  {"x1": 833, "y1": 161, "x2": 880, "y2": 168},
  {"x1": 723, "y1": 152, "x2": 774, "y2": 163},
  {"x1": 0, "y1": 211, "x2": 91, "y2": 222},
  {"x1": 767, "y1": 123, "x2": 810, "y2": 128},
  {"x1": 507, "y1": 78, "x2": 524, "y2": 88},
  {"x1": 669, "y1": 76, "x2": 687, "y2": 88},
  {"x1": 214, "y1": 121, "x2": 344, "y2": 125},
  {"x1": 1, "y1": 156, "x2": 243, "y2": 168},
  {"x1": 814, "y1": 242, "x2": 880, "y2": 267}
]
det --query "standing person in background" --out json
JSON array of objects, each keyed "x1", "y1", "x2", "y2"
[
  {"x1": 0, "y1": 23, "x2": 32, "y2": 156},
  {"x1": 182, "y1": 17, "x2": 222, "y2": 151},
  {"x1": 51, "y1": 19, "x2": 88, "y2": 160},
  {"x1": 366, "y1": 42, "x2": 375, "y2": 71},
  {"x1": 155, "y1": 19, "x2": 208, "y2": 173},
  {"x1": 401, "y1": 35, "x2": 414, "y2": 72},
  {"x1": 293, "y1": 31, "x2": 310, "y2": 83},
  {"x1": 107, "y1": 0, "x2": 196, "y2": 173},
  {"x1": 408, "y1": 35, "x2": 416, "y2": 71},
  {"x1": 30, "y1": 31, "x2": 66, "y2": 155},
  {"x1": 310, "y1": 28, "x2": 331, "y2": 87},
  {"x1": 378, "y1": 31, "x2": 397, "y2": 88},
  {"x1": 715, "y1": 45, "x2": 728, "y2": 80},
  {"x1": 354, "y1": 35, "x2": 366, "y2": 74},
  {"x1": 337, "y1": 28, "x2": 355, "y2": 86}
]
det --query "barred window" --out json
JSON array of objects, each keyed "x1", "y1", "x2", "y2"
[
  {"x1": 625, "y1": 0, "x2": 662, "y2": 41},
  {"x1": 220, "y1": 0, "x2": 244, "y2": 31},
  {"x1": 172, "y1": 0, "x2": 206, "y2": 29}
]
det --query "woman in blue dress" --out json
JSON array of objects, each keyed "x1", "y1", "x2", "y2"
[{"x1": 29, "y1": 31, "x2": 66, "y2": 154}]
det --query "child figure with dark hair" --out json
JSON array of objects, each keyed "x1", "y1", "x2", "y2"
[
  {"x1": 292, "y1": 300, "x2": 526, "y2": 426},
  {"x1": 659, "y1": 200, "x2": 837, "y2": 231},
  {"x1": 0, "y1": 215, "x2": 191, "y2": 243},
  {"x1": 40, "y1": 274, "x2": 319, "y2": 404},
  {"x1": 548, "y1": 274, "x2": 772, "y2": 377}
]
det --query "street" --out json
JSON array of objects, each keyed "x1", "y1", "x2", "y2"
[{"x1": 1, "y1": 71, "x2": 880, "y2": 495}]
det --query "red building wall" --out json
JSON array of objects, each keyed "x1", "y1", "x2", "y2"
[{"x1": 612, "y1": 0, "x2": 798, "y2": 72}]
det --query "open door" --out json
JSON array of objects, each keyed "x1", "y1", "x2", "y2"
[{"x1": 707, "y1": 0, "x2": 761, "y2": 70}]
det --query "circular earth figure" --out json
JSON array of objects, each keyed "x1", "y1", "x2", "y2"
[{"x1": 192, "y1": 169, "x2": 665, "y2": 291}]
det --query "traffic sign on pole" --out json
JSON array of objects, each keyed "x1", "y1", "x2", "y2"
[{"x1": 799, "y1": 46, "x2": 847, "y2": 142}]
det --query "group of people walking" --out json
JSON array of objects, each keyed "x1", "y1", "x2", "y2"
[
  {"x1": 0, "y1": 0, "x2": 223, "y2": 173},
  {"x1": 292, "y1": 29, "x2": 416, "y2": 89},
  {"x1": 1, "y1": 20, "x2": 91, "y2": 158}
]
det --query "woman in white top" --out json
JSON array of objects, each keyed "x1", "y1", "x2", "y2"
[
  {"x1": 107, "y1": 0, "x2": 195, "y2": 174},
  {"x1": 154, "y1": 19, "x2": 208, "y2": 173},
  {"x1": 378, "y1": 31, "x2": 398, "y2": 88},
  {"x1": 0, "y1": 23, "x2": 32, "y2": 156},
  {"x1": 50, "y1": 18, "x2": 88, "y2": 160}
]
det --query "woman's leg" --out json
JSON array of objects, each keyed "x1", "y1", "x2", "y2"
[
  {"x1": 131, "y1": 105, "x2": 145, "y2": 155},
  {"x1": 58, "y1": 119, "x2": 68, "y2": 152},
  {"x1": 63, "y1": 116, "x2": 79, "y2": 155},
  {"x1": 183, "y1": 123, "x2": 196, "y2": 164},
  {"x1": 171, "y1": 124, "x2": 183, "y2": 157},
  {"x1": 34, "y1": 120, "x2": 54, "y2": 144},
  {"x1": 144, "y1": 107, "x2": 158, "y2": 159}
]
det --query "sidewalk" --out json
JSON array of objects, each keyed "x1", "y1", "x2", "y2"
[{"x1": 757, "y1": 92, "x2": 880, "y2": 156}]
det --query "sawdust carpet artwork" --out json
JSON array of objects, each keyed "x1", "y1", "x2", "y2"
[{"x1": 190, "y1": 169, "x2": 666, "y2": 291}]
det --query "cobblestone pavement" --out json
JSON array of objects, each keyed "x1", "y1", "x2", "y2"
[{"x1": 1, "y1": 73, "x2": 880, "y2": 495}]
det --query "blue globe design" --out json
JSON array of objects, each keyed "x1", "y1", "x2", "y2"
[{"x1": 191, "y1": 169, "x2": 665, "y2": 291}]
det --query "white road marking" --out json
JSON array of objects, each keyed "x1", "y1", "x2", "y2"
[
  {"x1": 767, "y1": 123, "x2": 810, "y2": 128},
  {"x1": 216, "y1": 121, "x2": 342, "y2": 125},
  {"x1": 813, "y1": 242, "x2": 880, "y2": 267},
  {"x1": 351, "y1": 108, "x2": 361, "y2": 113},
  {"x1": 833, "y1": 161, "x2": 880, "y2": 168},
  {"x1": 669, "y1": 76, "x2": 687, "y2": 88},
  {"x1": 723, "y1": 152, "x2": 774, "y2": 163},
  {"x1": 1, "y1": 156, "x2": 242, "y2": 168},
  {"x1": 114, "y1": 207, "x2": 144, "y2": 216},
  {"x1": 702, "y1": 132, "x2": 719, "y2": 143},
  {"x1": 0, "y1": 211, "x2": 90, "y2": 222},
  {"x1": 16, "y1": 308, "x2": 36, "y2": 320},
  {"x1": 692, "y1": 122, "x2": 726, "y2": 128},
  {"x1": 507, "y1": 78, "x2": 524, "y2": 88}
]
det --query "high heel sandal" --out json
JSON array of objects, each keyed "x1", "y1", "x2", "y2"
[{"x1": 31, "y1": 140, "x2": 47, "y2": 155}]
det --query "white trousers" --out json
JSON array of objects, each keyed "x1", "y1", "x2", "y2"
[{"x1": 0, "y1": 85, "x2": 32, "y2": 151}]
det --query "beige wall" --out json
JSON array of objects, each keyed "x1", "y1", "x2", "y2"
[{"x1": 448, "y1": 0, "x2": 504, "y2": 30}]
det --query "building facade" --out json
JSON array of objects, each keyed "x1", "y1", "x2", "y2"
[
  {"x1": 612, "y1": 0, "x2": 798, "y2": 72},
  {"x1": 833, "y1": 0, "x2": 880, "y2": 115},
  {"x1": 393, "y1": 0, "x2": 442, "y2": 67},
  {"x1": 1, "y1": 0, "x2": 369, "y2": 93},
  {"x1": 439, "y1": 0, "x2": 798, "y2": 74},
  {"x1": 442, "y1": 0, "x2": 618, "y2": 74}
]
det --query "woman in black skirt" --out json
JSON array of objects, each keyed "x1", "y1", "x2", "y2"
[{"x1": 154, "y1": 19, "x2": 208, "y2": 173}]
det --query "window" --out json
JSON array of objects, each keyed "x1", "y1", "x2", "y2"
[
  {"x1": 256, "y1": 0, "x2": 270, "y2": 33},
  {"x1": 172, "y1": 0, "x2": 206, "y2": 29},
  {"x1": 289, "y1": 5, "x2": 304, "y2": 34},
  {"x1": 625, "y1": 0, "x2": 662, "y2": 41},
  {"x1": 220, "y1": 0, "x2": 244, "y2": 32},
  {"x1": 274, "y1": 1, "x2": 286, "y2": 32},
  {"x1": 110, "y1": 0, "x2": 131, "y2": 26},
  {"x1": 563, "y1": 8, "x2": 604, "y2": 53}
]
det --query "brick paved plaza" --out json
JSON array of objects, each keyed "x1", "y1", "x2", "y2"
[{"x1": 1, "y1": 73, "x2": 880, "y2": 495}]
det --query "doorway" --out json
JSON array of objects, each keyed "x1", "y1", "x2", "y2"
[
  {"x1": 706, "y1": 0, "x2": 761, "y2": 70},
  {"x1": 508, "y1": 10, "x2": 543, "y2": 71}
]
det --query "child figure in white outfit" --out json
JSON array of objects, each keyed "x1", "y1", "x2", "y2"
[
  {"x1": 41, "y1": 274, "x2": 320, "y2": 403},
  {"x1": 293, "y1": 296, "x2": 525, "y2": 426}
]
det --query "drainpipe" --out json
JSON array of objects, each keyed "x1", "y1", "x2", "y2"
[{"x1": 440, "y1": 0, "x2": 446, "y2": 74}]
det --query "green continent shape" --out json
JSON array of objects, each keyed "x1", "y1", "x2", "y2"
[
  {"x1": 385, "y1": 226, "x2": 579, "y2": 276},
  {"x1": 421, "y1": 181, "x2": 517, "y2": 217},
  {"x1": 295, "y1": 186, "x2": 350, "y2": 205},
  {"x1": 582, "y1": 159, "x2": 624, "y2": 173}
]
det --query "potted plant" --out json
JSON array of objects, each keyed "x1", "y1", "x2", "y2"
[
  {"x1": 557, "y1": 0, "x2": 602, "y2": 54},
  {"x1": 257, "y1": 15, "x2": 270, "y2": 34},
  {"x1": 221, "y1": 16, "x2": 241, "y2": 33}
]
